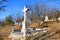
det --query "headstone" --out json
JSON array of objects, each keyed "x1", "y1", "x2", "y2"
[
  {"x1": 44, "y1": 15, "x2": 49, "y2": 22},
  {"x1": 21, "y1": 6, "x2": 29, "y2": 40},
  {"x1": 57, "y1": 17, "x2": 60, "y2": 21}
]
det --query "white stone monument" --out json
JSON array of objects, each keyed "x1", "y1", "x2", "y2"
[
  {"x1": 21, "y1": 6, "x2": 30, "y2": 40},
  {"x1": 57, "y1": 17, "x2": 60, "y2": 21},
  {"x1": 44, "y1": 15, "x2": 49, "y2": 22}
]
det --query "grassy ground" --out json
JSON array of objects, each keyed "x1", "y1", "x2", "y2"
[{"x1": 0, "y1": 21, "x2": 60, "y2": 40}]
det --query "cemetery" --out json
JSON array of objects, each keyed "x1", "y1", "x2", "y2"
[
  {"x1": 8, "y1": 6, "x2": 47, "y2": 40},
  {"x1": 0, "y1": 0, "x2": 60, "y2": 40},
  {"x1": 6, "y1": 6, "x2": 60, "y2": 40}
]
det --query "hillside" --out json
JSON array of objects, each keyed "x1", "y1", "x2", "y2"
[{"x1": 0, "y1": 22, "x2": 60, "y2": 40}]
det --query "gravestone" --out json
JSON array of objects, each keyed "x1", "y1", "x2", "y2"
[
  {"x1": 21, "y1": 6, "x2": 30, "y2": 40},
  {"x1": 44, "y1": 15, "x2": 49, "y2": 22}
]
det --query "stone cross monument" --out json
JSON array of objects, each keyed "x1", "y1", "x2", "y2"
[{"x1": 21, "y1": 6, "x2": 29, "y2": 40}]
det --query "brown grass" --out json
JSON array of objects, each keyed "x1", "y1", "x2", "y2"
[{"x1": 0, "y1": 22, "x2": 60, "y2": 40}]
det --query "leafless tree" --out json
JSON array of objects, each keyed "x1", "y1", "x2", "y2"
[
  {"x1": 27, "y1": 2, "x2": 48, "y2": 22},
  {"x1": 0, "y1": 0, "x2": 7, "y2": 11},
  {"x1": 12, "y1": 12, "x2": 23, "y2": 25}
]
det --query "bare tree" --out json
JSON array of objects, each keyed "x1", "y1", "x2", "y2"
[
  {"x1": 27, "y1": 2, "x2": 47, "y2": 22},
  {"x1": 0, "y1": 0, "x2": 7, "y2": 11},
  {"x1": 12, "y1": 12, "x2": 22, "y2": 25}
]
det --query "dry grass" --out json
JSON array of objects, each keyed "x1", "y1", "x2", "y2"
[{"x1": 0, "y1": 22, "x2": 60, "y2": 40}]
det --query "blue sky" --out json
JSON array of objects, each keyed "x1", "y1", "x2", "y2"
[{"x1": 0, "y1": 0, "x2": 60, "y2": 20}]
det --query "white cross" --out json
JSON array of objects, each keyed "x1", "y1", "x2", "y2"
[{"x1": 23, "y1": 6, "x2": 29, "y2": 13}]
